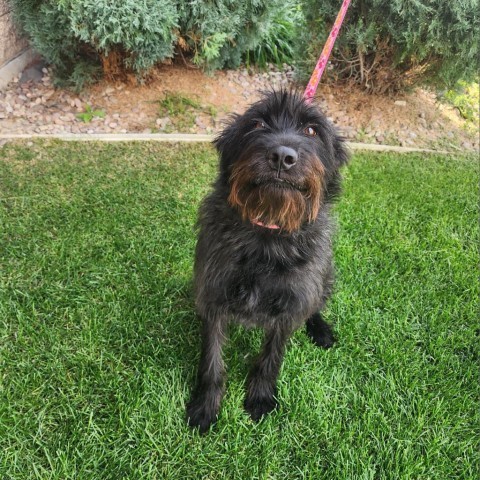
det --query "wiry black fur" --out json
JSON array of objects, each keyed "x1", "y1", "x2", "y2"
[{"x1": 186, "y1": 90, "x2": 349, "y2": 433}]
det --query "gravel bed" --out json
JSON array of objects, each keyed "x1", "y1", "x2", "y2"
[{"x1": 0, "y1": 63, "x2": 477, "y2": 152}]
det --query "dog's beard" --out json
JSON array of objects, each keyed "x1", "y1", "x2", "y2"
[{"x1": 228, "y1": 153, "x2": 324, "y2": 233}]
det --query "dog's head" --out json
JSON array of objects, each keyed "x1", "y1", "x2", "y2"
[{"x1": 214, "y1": 90, "x2": 349, "y2": 233}]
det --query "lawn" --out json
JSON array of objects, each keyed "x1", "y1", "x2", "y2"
[{"x1": 0, "y1": 141, "x2": 478, "y2": 479}]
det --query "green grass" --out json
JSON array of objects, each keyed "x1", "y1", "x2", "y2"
[{"x1": 0, "y1": 141, "x2": 478, "y2": 479}]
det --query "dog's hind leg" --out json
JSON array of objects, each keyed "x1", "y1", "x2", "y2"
[
  {"x1": 305, "y1": 312, "x2": 335, "y2": 348},
  {"x1": 244, "y1": 326, "x2": 291, "y2": 421},
  {"x1": 186, "y1": 315, "x2": 227, "y2": 433}
]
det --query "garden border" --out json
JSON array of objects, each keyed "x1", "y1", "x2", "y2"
[{"x1": 0, "y1": 133, "x2": 454, "y2": 154}]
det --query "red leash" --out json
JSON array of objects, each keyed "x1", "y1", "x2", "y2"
[{"x1": 303, "y1": 0, "x2": 352, "y2": 104}]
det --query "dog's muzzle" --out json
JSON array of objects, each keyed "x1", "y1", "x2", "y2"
[{"x1": 253, "y1": 177, "x2": 307, "y2": 193}]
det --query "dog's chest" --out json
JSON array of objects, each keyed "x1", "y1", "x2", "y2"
[
  {"x1": 228, "y1": 267, "x2": 283, "y2": 312},
  {"x1": 195, "y1": 217, "x2": 331, "y2": 324},
  {"x1": 222, "y1": 248, "x2": 317, "y2": 320}
]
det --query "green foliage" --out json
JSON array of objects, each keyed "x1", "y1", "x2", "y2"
[
  {"x1": 76, "y1": 104, "x2": 106, "y2": 123},
  {"x1": 244, "y1": 2, "x2": 301, "y2": 68},
  {"x1": 159, "y1": 92, "x2": 201, "y2": 115},
  {"x1": 69, "y1": 0, "x2": 178, "y2": 74},
  {"x1": 178, "y1": 0, "x2": 290, "y2": 70},
  {"x1": 157, "y1": 92, "x2": 216, "y2": 132},
  {"x1": 10, "y1": 0, "x2": 178, "y2": 86},
  {"x1": 443, "y1": 81, "x2": 480, "y2": 127},
  {"x1": 298, "y1": 0, "x2": 480, "y2": 92},
  {"x1": 9, "y1": 0, "x2": 87, "y2": 87},
  {"x1": 157, "y1": 92, "x2": 199, "y2": 131},
  {"x1": 10, "y1": 0, "x2": 297, "y2": 87}
]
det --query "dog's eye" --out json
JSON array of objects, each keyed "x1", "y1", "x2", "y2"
[
  {"x1": 254, "y1": 121, "x2": 266, "y2": 129},
  {"x1": 304, "y1": 126, "x2": 317, "y2": 136}
]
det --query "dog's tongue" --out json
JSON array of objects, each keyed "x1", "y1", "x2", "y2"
[{"x1": 252, "y1": 219, "x2": 281, "y2": 230}]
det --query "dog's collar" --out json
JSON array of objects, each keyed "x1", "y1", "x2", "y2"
[{"x1": 251, "y1": 219, "x2": 281, "y2": 230}]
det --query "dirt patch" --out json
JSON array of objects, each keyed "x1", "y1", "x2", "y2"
[{"x1": 0, "y1": 63, "x2": 477, "y2": 152}]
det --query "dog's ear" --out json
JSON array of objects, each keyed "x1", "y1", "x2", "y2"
[
  {"x1": 326, "y1": 135, "x2": 349, "y2": 201},
  {"x1": 332, "y1": 133, "x2": 349, "y2": 169},
  {"x1": 317, "y1": 122, "x2": 349, "y2": 201},
  {"x1": 213, "y1": 115, "x2": 238, "y2": 154},
  {"x1": 315, "y1": 117, "x2": 349, "y2": 172},
  {"x1": 213, "y1": 114, "x2": 245, "y2": 181}
]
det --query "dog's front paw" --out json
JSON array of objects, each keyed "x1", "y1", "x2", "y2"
[
  {"x1": 244, "y1": 395, "x2": 278, "y2": 421},
  {"x1": 306, "y1": 313, "x2": 336, "y2": 349},
  {"x1": 186, "y1": 396, "x2": 219, "y2": 434},
  {"x1": 307, "y1": 327, "x2": 335, "y2": 348}
]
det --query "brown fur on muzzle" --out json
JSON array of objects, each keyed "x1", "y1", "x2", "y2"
[{"x1": 228, "y1": 154, "x2": 325, "y2": 233}]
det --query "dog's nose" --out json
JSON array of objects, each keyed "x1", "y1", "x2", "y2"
[{"x1": 268, "y1": 146, "x2": 298, "y2": 171}]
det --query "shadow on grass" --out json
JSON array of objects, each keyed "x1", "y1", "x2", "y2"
[{"x1": 99, "y1": 269, "x2": 263, "y2": 402}]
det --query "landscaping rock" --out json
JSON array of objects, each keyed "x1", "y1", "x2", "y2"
[
  {"x1": 0, "y1": 64, "x2": 476, "y2": 152},
  {"x1": 19, "y1": 66, "x2": 44, "y2": 84},
  {"x1": 156, "y1": 117, "x2": 171, "y2": 128}
]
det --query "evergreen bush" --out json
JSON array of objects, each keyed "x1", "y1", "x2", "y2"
[
  {"x1": 9, "y1": 0, "x2": 91, "y2": 88},
  {"x1": 69, "y1": 0, "x2": 178, "y2": 76},
  {"x1": 178, "y1": 0, "x2": 290, "y2": 70},
  {"x1": 9, "y1": 0, "x2": 291, "y2": 87},
  {"x1": 244, "y1": 2, "x2": 301, "y2": 68},
  {"x1": 298, "y1": 0, "x2": 479, "y2": 92}
]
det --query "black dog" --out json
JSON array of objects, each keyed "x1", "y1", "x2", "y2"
[{"x1": 187, "y1": 90, "x2": 348, "y2": 433}]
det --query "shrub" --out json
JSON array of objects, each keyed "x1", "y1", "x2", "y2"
[
  {"x1": 178, "y1": 0, "x2": 289, "y2": 70},
  {"x1": 9, "y1": 0, "x2": 93, "y2": 88},
  {"x1": 10, "y1": 0, "x2": 293, "y2": 87},
  {"x1": 69, "y1": 0, "x2": 178, "y2": 77},
  {"x1": 297, "y1": 0, "x2": 479, "y2": 93},
  {"x1": 244, "y1": 2, "x2": 301, "y2": 68},
  {"x1": 10, "y1": 0, "x2": 178, "y2": 87}
]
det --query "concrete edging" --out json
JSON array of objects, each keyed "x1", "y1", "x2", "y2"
[{"x1": 0, "y1": 132, "x2": 456, "y2": 154}]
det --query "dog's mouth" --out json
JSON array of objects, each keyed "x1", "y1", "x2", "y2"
[{"x1": 253, "y1": 177, "x2": 307, "y2": 193}]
